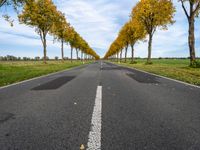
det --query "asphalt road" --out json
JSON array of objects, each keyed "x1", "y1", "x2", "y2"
[{"x1": 0, "y1": 61, "x2": 200, "y2": 150}]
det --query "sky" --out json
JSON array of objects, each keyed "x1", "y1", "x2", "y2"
[{"x1": 0, "y1": 0, "x2": 200, "y2": 59}]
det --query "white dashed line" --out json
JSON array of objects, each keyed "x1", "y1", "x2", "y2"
[
  {"x1": 87, "y1": 86, "x2": 102, "y2": 150},
  {"x1": 100, "y1": 62, "x2": 103, "y2": 70}
]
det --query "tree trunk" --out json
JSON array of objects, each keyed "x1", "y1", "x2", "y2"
[
  {"x1": 61, "y1": 39, "x2": 64, "y2": 61},
  {"x1": 81, "y1": 51, "x2": 83, "y2": 62},
  {"x1": 147, "y1": 33, "x2": 153, "y2": 63},
  {"x1": 71, "y1": 46, "x2": 73, "y2": 63},
  {"x1": 188, "y1": 17, "x2": 196, "y2": 66},
  {"x1": 131, "y1": 44, "x2": 134, "y2": 63},
  {"x1": 125, "y1": 46, "x2": 128, "y2": 63},
  {"x1": 39, "y1": 30, "x2": 47, "y2": 64},
  {"x1": 43, "y1": 35, "x2": 47, "y2": 64},
  {"x1": 76, "y1": 48, "x2": 79, "y2": 60},
  {"x1": 120, "y1": 50, "x2": 123, "y2": 63},
  {"x1": 117, "y1": 52, "x2": 119, "y2": 63},
  {"x1": 85, "y1": 54, "x2": 87, "y2": 61}
]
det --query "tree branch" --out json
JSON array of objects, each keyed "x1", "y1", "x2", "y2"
[
  {"x1": 193, "y1": 2, "x2": 200, "y2": 17},
  {"x1": 38, "y1": 29, "x2": 44, "y2": 45},
  {"x1": 180, "y1": 0, "x2": 189, "y2": 20},
  {"x1": 0, "y1": 0, "x2": 7, "y2": 7}
]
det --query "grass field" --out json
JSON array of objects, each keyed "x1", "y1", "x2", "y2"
[
  {"x1": 0, "y1": 61, "x2": 86, "y2": 87},
  {"x1": 112, "y1": 59, "x2": 200, "y2": 86}
]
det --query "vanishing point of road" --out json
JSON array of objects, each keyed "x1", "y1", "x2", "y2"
[{"x1": 0, "y1": 61, "x2": 200, "y2": 150}]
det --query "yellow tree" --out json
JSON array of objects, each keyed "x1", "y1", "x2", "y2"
[
  {"x1": 74, "y1": 36, "x2": 84, "y2": 60},
  {"x1": 79, "y1": 40, "x2": 88, "y2": 61},
  {"x1": 116, "y1": 37, "x2": 125, "y2": 62},
  {"x1": 104, "y1": 36, "x2": 124, "y2": 61},
  {"x1": 126, "y1": 20, "x2": 146, "y2": 63},
  {"x1": 51, "y1": 11, "x2": 70, "y2": 60},
  {"x1": 81, "y1": 42, "x2": 89, "y2": 61},
  {"x1": 132, "y1": 0, "x2": 175, "y2": 64},
  {"x1": 119, "y1": 25, "x2": 129, "y2": 63},
  {"x1": 113, "y1": 39, "x2": 123, "y2": 62},
  {"x1": 19, "y1": 0, "x2": 58, "y2": 63},
  {"x1": 179, "y1": 0, "x2": 200, "y2": 67},
  {"x1": 67, "y1": 28, "x2": 79, "y2": 62}
]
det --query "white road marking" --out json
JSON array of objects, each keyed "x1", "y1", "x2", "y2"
[{"x1": 87, "y1": 86, "x2": 102, "y2": 150}]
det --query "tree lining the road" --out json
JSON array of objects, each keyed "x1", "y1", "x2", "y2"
[
  {"x1": 179, "y1": 0, "x2": 200, "y2": 67},
  {"x1": 50, "y1": 11, "x2": 70, "y2": 61},
  {"x1": 104, "y1": 0, "x2": 175, "y2": 64},
  {"x1": 19, "y1": 0, "x2": 99, "y2": 63},
  {"x1": 106, "y1": 20, "x2": 146, "y2": 64},
  {"x1": 132, "y1": 0, "x2": 175, "y2": 64},
  {"x1": 18, "y1": 0, "x2": 58, "y2": 64},
  {"x1": 1, "y1": 0, "x2": 100, "y2": 63},
  {"x1": 104, "y1": 0, "x2": 200, "y2": 67}
]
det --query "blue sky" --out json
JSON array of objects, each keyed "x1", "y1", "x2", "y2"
[{"x1": 0, "y1": 0, "x2": 200, "y2": 58}]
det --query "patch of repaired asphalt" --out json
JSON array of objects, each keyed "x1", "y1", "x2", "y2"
[
  {"x1": 126, "y1": 73, "x2": 159, "y2": 84},
  {"x1": 32, "y1": 76, "x2": 76, "y2": 90}
]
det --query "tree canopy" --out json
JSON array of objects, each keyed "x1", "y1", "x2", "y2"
[
  {"x1": 18, "y1": 0, "x2": 99, "y2": 63},
  {"x1": 104, "y1": 0, "x2": 175, "y2": 64}
]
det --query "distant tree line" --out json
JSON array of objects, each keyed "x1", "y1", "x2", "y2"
[
  {"x1": 0, "y1": 55, "x2": 48, "y2": 61},
  {"x1": 0, "y1": 55, "x2": 95, "y2": 61}
]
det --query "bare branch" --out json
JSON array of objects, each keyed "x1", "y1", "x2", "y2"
[
  {"x1": 38, "y1": 29, "x2": 44, "y2": 45},
  {"x1": 180, "y1": 0, "x2": 189, "y2": 20},
  {"x1": 193, "y1": 2, "x2": 200, "y2": 17},
  {"x1": 0, "y1": 0, "x2": 7, "y2": 7}
]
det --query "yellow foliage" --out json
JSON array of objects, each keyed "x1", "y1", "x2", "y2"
[{"x1": 132, "y1": 0, "x2": 175, "y2": 34}]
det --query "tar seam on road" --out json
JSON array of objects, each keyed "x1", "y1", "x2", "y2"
[
  {"x1": 87, "y1": 86, "x2": 102, "y2": 150},
  {"x1": 108, "y1": 62, "x2": 200, "y2": 89}
]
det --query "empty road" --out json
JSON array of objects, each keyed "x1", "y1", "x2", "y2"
[{"x1": 0, "y1": 61, "x2": 200, "y2": 150}]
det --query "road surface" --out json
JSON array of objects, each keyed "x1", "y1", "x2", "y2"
[{"x1": 0, "y1": 61, "x2": 200, "y2": 150}]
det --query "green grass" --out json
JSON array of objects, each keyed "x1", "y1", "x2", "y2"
[
  {"x1": 0, "y1": 60, "x2": 87, "y2": 87},
  {"x1": 112, "y1": 58, "x2": 200, "y2": 86}
]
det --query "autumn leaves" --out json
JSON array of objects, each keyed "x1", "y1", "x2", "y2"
[
  {"x1": 104, "y1": 0, "x2": 176, "y2": 64},
  {"x1": 18, "y1": 0, "x2": 99, "y2": 63},
  {"x1": 2, "y1": 0, "x2": 200, "y2": 66}
]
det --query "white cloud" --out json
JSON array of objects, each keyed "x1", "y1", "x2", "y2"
[
  {"x1": 54, "y1": 0, "x2": 135, "y2": 56},
  {"x1": 0, "y1": 0, "x2": 200, "y2": 58}
]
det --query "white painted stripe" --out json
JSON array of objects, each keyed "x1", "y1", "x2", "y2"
[{"x1": 87, "y1": 86, "x2": 102, "y2": 150}]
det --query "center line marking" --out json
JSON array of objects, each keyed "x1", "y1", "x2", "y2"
[{"x1": 87, "y1": 86, "x2": 102, "y2": 150}]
